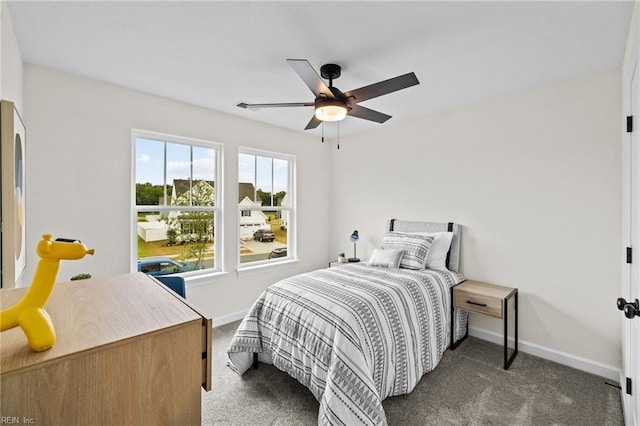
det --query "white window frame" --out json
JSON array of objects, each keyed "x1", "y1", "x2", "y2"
[
  {"x1": 131, "y1": 130, "x2": 223, "y2": 276},
  {"x1": 238, "y1": 147, "x2": 296, "y2": 269}
]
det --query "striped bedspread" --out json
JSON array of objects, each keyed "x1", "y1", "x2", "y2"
[{"x1": 227, "y1": 264, "x2": 467, "y2": 425}]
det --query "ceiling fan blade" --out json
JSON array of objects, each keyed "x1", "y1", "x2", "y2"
[
  {"x1": 237, "y1": 102, "x2": 314, "y2": 109},
  {"x1": 347, "y1": 104, "x2": 392, "y2": 123},
  {"x1": 345, "y1": 72, "x2": 419, "y2": 104},
  {"x1": 304, "y1": 115, "x2": 322, "y2": 130},
  {"x1": 287, "y1": 59, "x2": 333, "y2": 97}
]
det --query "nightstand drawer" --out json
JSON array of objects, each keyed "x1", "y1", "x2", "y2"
[{"x1": 454, "y1": 289, "x2": 502, "y2": 317}]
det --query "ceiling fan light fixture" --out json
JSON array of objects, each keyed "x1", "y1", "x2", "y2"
[{"x1": 314, "y1": 99, "x2": 348, "y2": 122}]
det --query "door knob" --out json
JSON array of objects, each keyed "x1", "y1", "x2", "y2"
[
  {"x1": 617, "y1": 297, "x2": 640, "y2": 319},
  {"x1": 624, "y1": 304, "x2": 640, "y2": 319}
]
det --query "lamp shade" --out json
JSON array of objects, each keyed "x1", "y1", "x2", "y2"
[
  {"x1": 315, "y1": 99, "x2": 348, "y2": 122},
  {"x1": 350, "y1": 230, "x2": 359, "y2": 243}
]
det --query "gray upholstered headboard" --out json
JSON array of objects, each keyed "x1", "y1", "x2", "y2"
[{"x1": 387, "y1": 219, "x2": 462, "y2": 273}]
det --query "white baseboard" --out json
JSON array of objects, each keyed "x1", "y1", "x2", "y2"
[
  {"x1": 213, "y1": 310, "x2": 248, "y2": 328},
  {"x1": 468, "y1": 327, "x2": 621, "y2": 382}
]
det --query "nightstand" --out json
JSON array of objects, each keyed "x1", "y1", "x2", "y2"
[{"x1": 452, "y1": 280, "x2": 518, "y2": 369}]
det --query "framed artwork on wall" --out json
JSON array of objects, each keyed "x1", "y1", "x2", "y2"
[{"x1": 1, "y1": 100, "x2": 27, "y2": 288}]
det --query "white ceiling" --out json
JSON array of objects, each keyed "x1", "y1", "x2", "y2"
[{"x1": 6, "y1": 1, "x2": 634, "y2": 137}]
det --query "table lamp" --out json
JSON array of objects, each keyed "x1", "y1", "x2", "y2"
[{"x1": 349, "y1": 230, "x2": 360, "y2": 262}]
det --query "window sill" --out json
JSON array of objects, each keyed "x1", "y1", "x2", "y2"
[
  {"x1": 183, "y1": 270, "x2": 229, "y2": 287},
  {"x1": 236, "y1": 258, "x2": 300, "y2": 277}
]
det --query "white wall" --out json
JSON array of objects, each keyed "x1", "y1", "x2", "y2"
[
  {"x1": 1, "y1": 1, "x2": 3, "y2": 95},
  {"x1": 330, "y1": 69, "x2": 622, "y2": 370},
  {"x1": 23, "y1": 65, "x2": 331, "y2": 319},
  {"x1": 1, "y1": 0, "x2": 23, "y2": 111},
  {"x1": 0, "y1": 0, "x2": 24, "y2": 288}
]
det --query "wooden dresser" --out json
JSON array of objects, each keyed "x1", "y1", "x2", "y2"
[{"x1": 0, "y1": 273, "x2": 212, "y2": 426}]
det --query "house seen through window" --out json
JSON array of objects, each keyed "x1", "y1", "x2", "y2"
[
  {"x1": 239, "y1": 148, "x2": 294, "y2": 265},
  {"x1": 134, "y1": 132, "x2": 222, "y2": 276}
]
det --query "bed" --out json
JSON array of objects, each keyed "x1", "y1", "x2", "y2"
[{"x1": 227, "y1": 220, "x2": 468, "y2": 425}]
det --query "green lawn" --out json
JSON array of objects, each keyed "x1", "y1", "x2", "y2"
[
  {"x1": 270, "y1": 218, "x2": 287, "y2": 244},
  {"x1": 137, "y1": 236, "x2": 152, "y2": 257},
  {"x1": 138, "y1": 236, "x2": 214, "y2": 258}
]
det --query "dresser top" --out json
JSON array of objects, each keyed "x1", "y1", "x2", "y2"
[{"x1": 1, "y1": 273, "x2": 202, "y2": 374}]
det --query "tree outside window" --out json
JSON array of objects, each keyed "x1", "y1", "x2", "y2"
[{"x1": 134, "y1": 132, "x2": 222, "y2": 275}]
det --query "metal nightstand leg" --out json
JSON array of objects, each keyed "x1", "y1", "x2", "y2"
[
  {"x1": 503, "y1": 291, "x2": 518, "y2": 369},
  {"x1": 450, "y1": 285, "x2": 468, "y2": 350}
]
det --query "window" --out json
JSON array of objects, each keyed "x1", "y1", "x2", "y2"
[
  {"x1": 133, "y1": 131, "x2": 222, "y2": 276},
  {"x1": 238, "y1": 148, "x2": 294, "y2": 265}
]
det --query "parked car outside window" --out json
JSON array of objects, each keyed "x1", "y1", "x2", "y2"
[
  {"x1": 138, "y1": 257, "x2": 199, "y2": 276},
  {"x1": 268, "y1": 248, "x2": 287, "y2": 259},
  {"x1": 253, "y1": 229, "x2": 275, "y2": 242}
]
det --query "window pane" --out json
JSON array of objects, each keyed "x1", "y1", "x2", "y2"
[
  {"x1": 134, "y1": 132, "x2": 221, "y2": 276},
  {"x1": 273, "y1": 158, "x2": 288, "y2": 211},
  {"x1": 239, "y1": 153, "x2": 255, "y2": 184},
  {"x1": 238, "y1": 151, "x2": 291, "y2": 265},
  {"x1": 190, "y1": 180, "x2": 215, "y2": 207},
  {"x1": 256, "y1": 156, "x2": 273, "y2": 206},
  {"x1": 137, "y1": 210, "x2": 215, "y2": 272},
  {"x1": 136, "y1": 138, "x2": 166, "y2": 205},
  {"x1": 167, "y1": 143, "x2": 192, "y2": 206},
  {"x1": 193, "y1": 146, "x2": 216, "y2": 206},
  {"x1": 239, "y1": 210, "x2": 288, "y2": 264}
]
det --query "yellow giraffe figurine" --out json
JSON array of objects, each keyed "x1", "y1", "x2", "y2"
[{"x1": 0, "y1": 234, "x2": 94, "y2": 351}]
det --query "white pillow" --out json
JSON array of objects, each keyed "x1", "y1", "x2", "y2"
[
  {"x1": 415, "y1": 232, "x2": 453, "y2": 270},
  {"x1": 368, "y1": 249, "x2": 405, "y2": 268},
  {"x1": 381, "y1": 232, "x2": 434, "y2": 270}
]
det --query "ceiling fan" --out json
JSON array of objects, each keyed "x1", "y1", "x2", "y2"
[{"x1": 237, "y1": 59, "x2": 420, "y2": 130}]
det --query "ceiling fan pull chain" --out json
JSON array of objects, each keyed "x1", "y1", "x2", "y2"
[
  {"x1": 337, "y1": 121, "x2": 340, "y2": 150},
  {"x1": 321, "y1": 120, "x2": 324, "y2": 143}
]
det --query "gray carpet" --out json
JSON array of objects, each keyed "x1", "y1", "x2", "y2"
[{"x1": 202, "y1": 321, "x2": 623, "y2": 425}]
